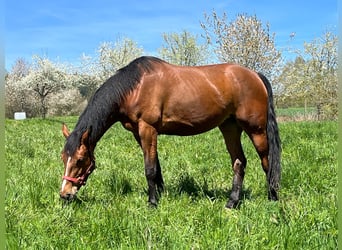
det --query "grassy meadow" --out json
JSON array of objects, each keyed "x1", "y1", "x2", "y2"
[{"x1": 5, "y1": 117, "x2": 337, "y2": 249}]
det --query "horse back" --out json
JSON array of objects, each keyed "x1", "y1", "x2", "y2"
[{"x1": 120, "y1": 62, "x2": 268, "y2": 135}]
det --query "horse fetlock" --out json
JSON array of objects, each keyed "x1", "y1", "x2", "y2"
[
  {"x1": 268, "y1": 188, "x2": 278, "y2": 201},
  {"x1": 226, "y1": 199, "x2": 239, "y2": 209}
]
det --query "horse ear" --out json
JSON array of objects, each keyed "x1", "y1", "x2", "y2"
[
  {"x1": 62, "y1": 123, "x2": 70, "y2": 138},
  {"x1": 80, "y1": 127, "x2": 92, "y2": 147}
]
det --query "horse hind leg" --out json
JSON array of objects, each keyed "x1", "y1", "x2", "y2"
[
  {"x1": 155, "y1": 153, "x2": 164, "y2": 194},
  {"x1": 219, "y1": 118, "x2": 247, "y2": 209},
  {"x1": 246, "y1": 128, "x2": 278, "y2": 201}
]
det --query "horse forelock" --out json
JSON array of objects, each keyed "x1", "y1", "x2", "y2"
[{"x1": 63, "y1": 129, "x2": 84, "y2": 156}]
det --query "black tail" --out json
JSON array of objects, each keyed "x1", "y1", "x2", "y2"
[{"x1": 258, "y1": 73, "x2": 281, "y2": 199}]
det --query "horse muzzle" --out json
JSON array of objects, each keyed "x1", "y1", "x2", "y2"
[
  {"x1": 60, "y1": 185, "x2": 79, "y2": 201},
  {"x1": 59, "y1": 161, "x2": 96, "y2": 201},
  {"x1": 60, "y1": 191, "x2": 76, "y2": 201}
]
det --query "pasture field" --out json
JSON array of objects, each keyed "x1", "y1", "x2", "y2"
[
  {"x1": 276, "y1": 107, "x2": 317, "y2": 121},
  {"x1": 5, "y1": 117, "x2": 337, "y2": 249}
]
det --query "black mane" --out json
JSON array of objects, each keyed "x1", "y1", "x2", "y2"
[{"x1": 64, "y1": 56, "x2": 165, "y2": 155}]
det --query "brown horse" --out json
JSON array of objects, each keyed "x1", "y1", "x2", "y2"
[{"x1": 60, "y1": 56, "x2": 281, "y2": 208}]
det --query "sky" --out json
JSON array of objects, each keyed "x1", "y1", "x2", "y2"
[{"x1": 5, "y1": 0, "x2": 338, "y2": 71}]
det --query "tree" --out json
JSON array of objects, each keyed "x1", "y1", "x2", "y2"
[
  {"x1": 158, "y1": 30, "x2": 208, "y2": 66},
  {"x1": 48, "y1": 88, "x2": 86, "y2": 117},
  {"x1": 96, "y1": 37, "x2": 144, "y2": 80},
  {"x1": 277, "y1": 56, "x2": 308, "y2": 107},
  {"x1": 5, "y1": 58, "x2": 32, "y2": 117},
  {"x1": 5, "y1": 38, "x2": 145, "y2": 118},
  {"x1": 21, "y1": 56, "x2": 67, "y2": 118},
  {"x1": 201, "y1": 11, "x2": 282, "y2": 81},
  {"x1": 74, "y1": 73, "x2": 100, "y2": 99},
  {"x1": 278, "y1": 31, "x2": 337, "y2": 119},
  {"x1": 76, "y1": 37, "x2": 144, "y2": 98}
]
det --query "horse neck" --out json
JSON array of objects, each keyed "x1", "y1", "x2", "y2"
[{"x1": 74, "y1": 103, "x2": 119, "y2": 151}]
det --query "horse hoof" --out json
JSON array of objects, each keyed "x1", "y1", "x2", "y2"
[
  {"x1": 268, "y1": 190, "x2": 278, "y2": 201},
  {"x1": 225, "y1": 200, "x2": 238, "y2": 209},
  {"x1": 148, "y1": 201, "x2": 158, "y2": 208}
]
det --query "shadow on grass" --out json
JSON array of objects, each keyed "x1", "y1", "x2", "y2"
[
  {"x1": 61, "y1": 196, "x2": 84, "y2": 207},
  {"x1": 100, "y1": 171, "x2": 134, "y2": 196},
  {"x1": 61, "y1": 172, "x2": 252, "y2": 209},
  {"x1": 169, "y1": 172, "x2": 252, "y2": 208}
]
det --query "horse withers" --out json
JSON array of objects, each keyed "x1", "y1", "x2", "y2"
[{"x1": 60, "y1": 56, "x2": 281, "y2": 208}]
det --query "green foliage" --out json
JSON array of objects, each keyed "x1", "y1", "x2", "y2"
[
  {"x1": 21, "y1": 56, "x2": 69, "y2": 118},
  {"x1": 5, "y1": 57, "x2": 83, "y2": 119},
  {"x1": 158, "y1": 30, "x2": 209, "y2": 66},
  {"x1": 5, "y1": 118, "x2": 337, "y2": 249},
  {"x1": 201, "y1": 11, "x2": 282, "y2": 81},
  {"x1": 5, "y1": 58, "x2": 31, "y2": 117},
  {"x1": 277, "y1": 31, "x2": 337, "y2": 120},
  {"x1": 5, "y1": 37, "x2": 144, "y2": 119},
  {"x1": 96, "y1": 38, "x2": 144, "y2": 80}
]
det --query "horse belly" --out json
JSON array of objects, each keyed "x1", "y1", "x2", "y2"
[
  {"x1": 158, "y1": 84, "x2": 235, "y2": 135},
  {"x1": 160, "y1": 121, "x2": 218, "y2": 136},
  {"x1": 160, "y1": 104, "x2": 232, "y2": 136}
]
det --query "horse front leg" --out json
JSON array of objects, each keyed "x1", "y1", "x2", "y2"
[{"x1": 138, "y1": 122, "x2": 161, "y2": 207}]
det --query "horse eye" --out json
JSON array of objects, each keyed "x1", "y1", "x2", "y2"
[{"x1": 77, "y1": 158, "x2": 85, "y2": 165}]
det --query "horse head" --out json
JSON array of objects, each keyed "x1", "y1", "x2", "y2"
[{"x1": 60, "y1": 124, "x2": 96, "y2": 201}]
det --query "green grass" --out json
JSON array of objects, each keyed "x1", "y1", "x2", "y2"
[
  {"x1": 276, "y1": 107, "x2": 317, "y2": 120},
  {"x1": 5, "y1": 117, "x2": 337, "y2": 249},
  {"x1": 277, "y1": 107, "x2": 315, "y2": 115}
]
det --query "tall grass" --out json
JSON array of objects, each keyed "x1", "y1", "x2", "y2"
[{"x1": 5, "y1": 118, "x2": 337, "y2": 249}]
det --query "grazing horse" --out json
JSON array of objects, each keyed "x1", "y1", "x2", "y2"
[{"x1": 60, "y1": 56, "x2": 281, "y2": 208}]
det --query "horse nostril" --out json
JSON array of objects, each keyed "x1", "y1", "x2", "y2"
[{"x1": 60, "y1": 192, "x2": 73, "y2": 201}]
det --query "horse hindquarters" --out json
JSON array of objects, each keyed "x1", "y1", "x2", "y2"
[
  {"x1": 221, "y1": 71, "x2": 281, "y2": 207},
  {"x1": 238, "y1": 72, "x2": 281, "y2": 202}
]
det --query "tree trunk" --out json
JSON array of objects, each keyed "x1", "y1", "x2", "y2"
[
  {"x1": 316, "y1": 103, "x2": 322, "y2": 121},
  {"x1": 40, "y1": 95, "x2": 47, "y2": 119}
]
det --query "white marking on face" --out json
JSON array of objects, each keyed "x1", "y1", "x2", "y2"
[
  {"x1": 61, "y1": 157, "x2": 72, "y2": 192},
  {"x1": 71, "y1": 186, "x2": 78, "y2": 195}
]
